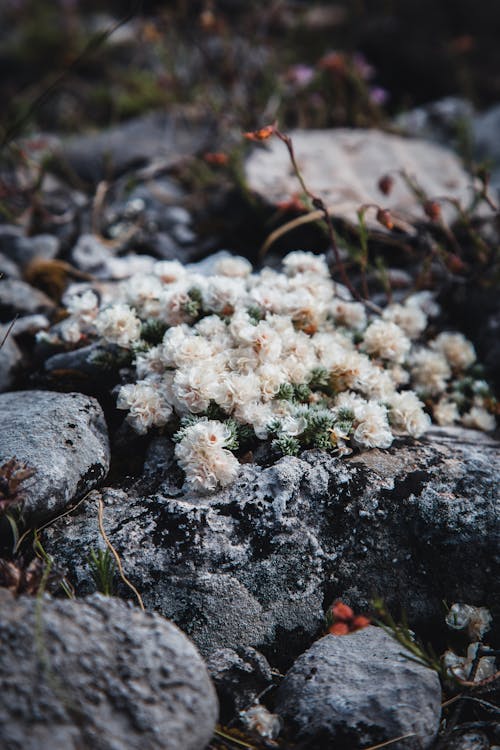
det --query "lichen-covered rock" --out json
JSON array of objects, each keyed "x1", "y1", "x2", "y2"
[
  {"x1": 274, "y1": 627, "x2": 441, "y2": 749},
  {"x1": 0, "y1": 390, "x2": 110, "y2": 520},
  {"x1": 0, "y1": 590, "x2": 218, "y2": 750},
  {"x1": 43, "y1": 427, "x2": 499, "y2": 663}
]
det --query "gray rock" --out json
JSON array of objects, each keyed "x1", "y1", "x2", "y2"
[
  {"x1": 42, "y1": 427, "x2": 500, "y2": 663},
  {"x1": 0, "y1": 590, "x2": 218, "y2": 750},
  {"x1": 245, "y1": 128, "x2": 486, "y2": 228},
  {"x1": 0, "y1": 390, "x2": 110, "y2": 520},
  {"x1": 0, "y1": 278, "x2": 55, "y2": 321},
  {"x1": 59, "y1": 111, "x2": 213, "y2": 183},
  {"x1": 274, "y1": 627, "x2": 441, "y2": 749},
  {"x1": 0, "y1": 250, "x2": 21, "y2": 279},
  {"x1": 395, "y1": 97, "x2": 474, "y2": 147},
  {"x1": 207, "y1": 647, "x2": 274, "y2": 722},
  {"x1": 447, "y1": 732, "x2": 490, "y2": 750},
  {"x1": 0, "y1": 226, "x2": 60, "y2": 267},
  {"x1": 71, "y1": 233, "x2": 157, "y2": 278},
  {"x1": 0, "y1": 323, "x2": 22, "y2": 392}
]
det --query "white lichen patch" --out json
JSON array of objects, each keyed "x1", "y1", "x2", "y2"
[{"x1": 54, "y1": 251, "x2": 497, "y2": 491}]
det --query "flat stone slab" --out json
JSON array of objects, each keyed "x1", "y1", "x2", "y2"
[{"x1": 245, "y1": 128, "x2": 481, "y2": 227}]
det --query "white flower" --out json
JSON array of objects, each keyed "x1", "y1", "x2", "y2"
[
  {"x1": 446, "y1": 603, "x2": 492, "y2": 640},
  {"x1": 175, "y1": 419, "x2": 240, "y2": 491},
  {"x1": 59, "y1": 317, "x2": 83, "y2": 343},
  {"x1": 431, "y1": 332, "x2": 476, "y2": 371},
  {"x1": 362, "y1": 320, "x2": 411, "y2": 363},
  {"x1": 444, "y1": 643, "x2": 496, "y2": 683},
  {"x1": 95, "y1": 304, "x2": 142, "y2": 348},
  {"x1": 352, "y1": 402, "x2": 393, "y2": 449},
  {"x1": 282, "y1": 251, "x2": 330, "y2": 277},
  {"x1": 388, "y1": 391, "x2": 430, "y2": 437},
  {"x1": 462, "y1": 406, "x2": 496, "y2": 432},
  {"x1": 382, "y1": 302, "x2": 427, "y2": 339},
  {"x1": 64, "y1": 289, "x2": 99, "y2": 325},
  {"x1": 433, "y1": 398, "x2": 459, "y2": 426},
  {"x1": 153, "y1": 260, "x2": 187, "y2": 283},
  {"x1": 213, "y1": 255, "x2": 253, "y2": 277},
  {"x1": 410, "y1": 349, "x2": 451, "y2": 396},
  {"x1": 117, "y1": 381, "x2": 172, "y2": 434},
  {"x1": 330, "y1": 300, "x2": 367, "y2": 330}
]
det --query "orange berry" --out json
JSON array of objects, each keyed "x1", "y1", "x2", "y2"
[
  {"x1": 331, "y1": 601, "x2": 354, "y2": 622},
  {"x1": 329, "y1": 622, "x2": 350, "y2": 636}
]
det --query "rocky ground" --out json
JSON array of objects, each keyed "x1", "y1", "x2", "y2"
[{"x1": 1, "y1": 3, "x2": 500, "y2": 750}]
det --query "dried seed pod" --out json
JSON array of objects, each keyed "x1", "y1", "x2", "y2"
[
  {"x1": 376, "y1": 208, "x2": 394, "y2": 229},
  {"x1": 378, "y1": 174, "x2": 394, "y2": 195},
  {"x1": 424, "y1": 200, "x2": 441, "y2": 221}
]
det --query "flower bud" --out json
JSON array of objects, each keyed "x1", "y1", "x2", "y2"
[
  {"x1": 376, "y1": 208, "x2": 394, "y2": 230},
  {"x1": 378, "y1": 174, "x2": 394, "y2": 195},
  {"x1": 424, "y1": 200, "x2": 441, "y2": 221}
]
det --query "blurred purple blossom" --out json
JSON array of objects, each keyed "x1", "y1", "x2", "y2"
[
  {"x1": 352, "y1": 52, "x2": 375, "y2": 81},
  {"x1": 369, "y1": 86, "x2": 389, "y2": 106},
  {"x1": 285, "y1": 64, "x2": 315, "y2": 89}
]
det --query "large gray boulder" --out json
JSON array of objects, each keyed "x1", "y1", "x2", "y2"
[
  {"x1": 0, "y1": 590, "x2": 218, "y2": 750},
  {"x1": 43, "y1": 426, "x2": 499, "y2": 663},
  {"x1": 274, "y1": 626, "x2": 441, "y2": 749},
  {"x1": 0, "y1": 390, "x2": 110, "y2": 520}
]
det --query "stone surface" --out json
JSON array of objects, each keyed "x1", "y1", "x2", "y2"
[
  {"x1": 0, "y1": 226, "x2": 60, "y2": 267},
  {"x1": 59, "y1": 111, "x2": 213, "y2": 183},
  {"x1": 0, "y1": 323, "x2": 22, "y2": 392},
  {"x1": 43, "y1": 426, "x2": 499, "y2": 664},
  {"x1": 0, "y1": 390, "x2": 110, "y2": 519},
  {"x1": 207, "y1": 647, "x2": 274, "y2": 722},
  {"x1": 0, "y1": 278, "x2": 55, "y2": 322},
  {"x1": 395, "y1": 97, "x2": 474, "y2": 148},
  {"x1": 0, "y1": 590, "x2": 218, "y2": 750},
  {"x1": 446, "y1": 732, "x2": 490, "y2": 750},
  {"x1": 245, "y1": 128, "x2": 482, "y2": 227},
  {"x1": 274, "y1": 627, "x2": 441, "y2": 749}
]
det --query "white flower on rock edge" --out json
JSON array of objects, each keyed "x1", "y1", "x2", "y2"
[
  {"x1": 352, "y1": 402, "x2": 393, "y2": 449},
  {"x1": 387, "y1": 391, "x2": 431, "y2": 438},
  {"x1": 175, "y1": 419, "x2": 240, "y2": 492},
  {"x1": 431, "y1": 332, "x2": 476, "y2": 371},
  {"x1": 282, "y1": 250, "x2": 330, "y2": 277},
  {"x1": 64, "y1": 289, "x2": 99, "y2": 325},
  {"x1": 95, "y1": 303, "x2": 142, "y2": 348},
  {"x1": 117, "y1": 381, "x2": 172, "y2": 434}
]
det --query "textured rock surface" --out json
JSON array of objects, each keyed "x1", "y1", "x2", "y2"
[
  {"x1": 0, "y1": 323, "x2": 22, "y2": 392},
  {"x1": 245, "y1": 128, "x2": 482, "y2": 227},
  {"x1": 0, "y1": 390, "x2": 110, "y2": 519},
  {"x1": 274, "y1": 627, "x2": 441, "y2": 749},
  {"x1": 0, "y1": 278, "x2": 55, "y2": 321},
  {"x1": 0, "y1": 590, "x2": 218, "y2": 750},
  {"x1": 207, "y1": 647, "x2": 274, "y2": 722},
  {"x1": 43, "y1": 426, "x2": 499, "y2": 663}
]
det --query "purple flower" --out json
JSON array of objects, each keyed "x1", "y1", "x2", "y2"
[{"x1": 369, "y1": 86, "x2": 389, "y2": 106}]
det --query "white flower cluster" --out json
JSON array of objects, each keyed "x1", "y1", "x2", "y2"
[{"x1": 58, "y1": 251, "x2": 496, "y2": 491}]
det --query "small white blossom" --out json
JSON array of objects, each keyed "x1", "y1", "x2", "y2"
[
  {"x1": 446, "y1": 603, "x2": 492, "y2": 640},
  {"x1": 175, "y1": 419, "x2": 240, "y2": 491},
  {"x1": 388, "y1": 391, "x2": 431, "y2": 437},
  {"x1": 462, "y1": 406, "x2": 496, "y2": 432},
  {"x1": 433, "y1": 398, "x2": 459, "y2": 426},
  {"x1": 432, "y1": 332, "x2": 476, "y2": 371},
  {"x1": 444, "y1": 643, "x2": 496, "y2": 683},
  {"x1": 117, "y1": 381, "x2": 172, "y2": 433},
  {"x1": 362, "y1": 320, "x2": 411, "y2": 363},
  {"x1": 95, "y1": 304, "x2": 142, "y2": 348}
]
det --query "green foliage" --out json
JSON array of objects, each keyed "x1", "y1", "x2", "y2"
[
  {"x1": 183, "y1": 288, "x2": 203, "y2": 319},
  {"x1": 247, "y1": 305, "x2": 265, "y2": 325},
  {"x1": 275, "y1": 383, "x2": 295, "y2": 401},
  {"x1": 88, "y1": 547, "x2": 116, "y2": 596},
  {"x1": 272, "y1": 434, "x2": 300, "y2": 457},
  {"x1": 140, "y1": 319, "x2": 168, "y2": 345}
]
